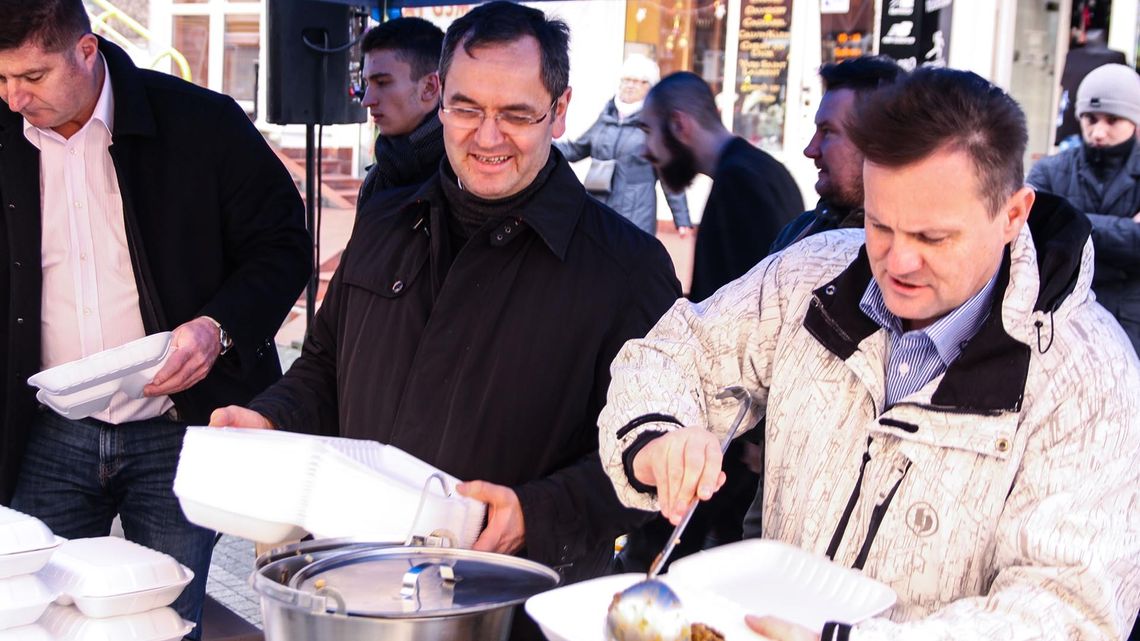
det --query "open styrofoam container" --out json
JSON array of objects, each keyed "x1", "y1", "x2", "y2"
[
  {"x1": 0, "y1": 506, "x2": 56, "y2": 557},
  {"x1": 174, "y1": 427, "x2": 485, "y2": 547},
  {"x1": 525, "y1": 539, "x2": 896, "y2": 641},
  {"x1": 38, "y1": 538, "x2": 192, "y2": 618},
  {"x1": 0, "y1": 575, "x2": 57, "y2": 631},
  {"x1": 38, "y1": 604, "x2": 193, "y2": 641},
  {"x1": 0, "y1": 624, "x2": 52, "y2": 641},
  {"x1": 27, "y1": 332, "x2": 172, "y2": 420}
]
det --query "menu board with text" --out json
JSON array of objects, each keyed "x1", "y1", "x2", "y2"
[{"x1": 733, "y1": 0, "x2": 793, "y2": 150}]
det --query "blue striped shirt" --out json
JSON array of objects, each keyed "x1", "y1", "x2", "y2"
[{"x1": 859, "y1": 271, "x2": 1000, "y2": 407}]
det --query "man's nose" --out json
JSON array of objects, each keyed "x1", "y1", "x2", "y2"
[
  {"x1": 473, "y1": 113, "x2": 505, "y2": 147},
  {"x1": 6, "y1": 82, "x2": 30, "y2": 112},
  {"x1": 361, "y1": 85, "x2": 377, "y2": 108},
  {"x1": 803, "y1": 131, "x2": 822, "y2": 160},
  {"x1": 887, "y1": 240, "x2": 922, "y2": 275}
]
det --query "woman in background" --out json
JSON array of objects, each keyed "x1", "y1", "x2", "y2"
[{"x1": 557, "y1": 54, "x2": 692, "y2": 237}]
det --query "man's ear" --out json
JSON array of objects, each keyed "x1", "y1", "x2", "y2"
[
  {"x1": 420, "y1": 71, "x2": 441, "y2": 103},
  {"x1": 668, "y1": 110, "x2": 691, "y2": 144},
  {"x1": 76, "y1": 33, "x2": 99, "y2": 70},
  {"x1": 1001, "y1": 185, "x2": 1035, "y2": 244}
]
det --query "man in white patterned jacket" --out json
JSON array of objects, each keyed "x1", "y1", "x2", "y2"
[{"x1": 599, "y1": 66, "x2": 1140, "y2": 640}]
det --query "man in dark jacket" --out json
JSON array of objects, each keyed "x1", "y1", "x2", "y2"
[
  {"x1": 640, "y1": 71, "x2": 803, "y2": 303},
  {"x1": 1055, "y1": 29, "x2": 1126, "y2": 149},
  {"x1": 210, "y1": 3, "x2": 679, "y2": 638},
  {"x1": 770, "y1": 56, "x2": 903, "y2": 254},
  {"x1": 356, "y1": 17, "x2": 446, "y2": 208},
  {"x1": 556, "y1": 54, "x2": 692, "y2": 236},
  {"x1": 1028, "y1": 63, "x2": 1140, "y2": 354},
  {"x1": 0, "y1": 0, "x2": 310, "y2": 636}
]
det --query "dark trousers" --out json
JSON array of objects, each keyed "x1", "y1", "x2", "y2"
[{"x1": 10, "y1": 410, "x2": 214, "y2": 640}]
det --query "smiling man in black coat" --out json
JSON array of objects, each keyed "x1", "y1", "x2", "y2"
[
  {"x1": 0, "y1": 1, "x2": 310, "y2": 637},
  {"x1": 211, "y1": 7, "x2": 680, "y2": 640}
]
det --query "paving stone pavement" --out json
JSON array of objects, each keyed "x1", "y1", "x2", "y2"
[{"x1": 207, "y1": 535, "x2": 263, "y2": 627}]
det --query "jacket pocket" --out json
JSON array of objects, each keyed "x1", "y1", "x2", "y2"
[{"x1": 340, "y1": 231, "x2": 430, "y2": 299}]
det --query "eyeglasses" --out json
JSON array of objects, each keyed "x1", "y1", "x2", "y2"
[{"x1": 439, "y1": 99, "x2": 559, "y2": 133}]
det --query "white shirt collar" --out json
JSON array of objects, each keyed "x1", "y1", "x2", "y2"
[{"x1": 23, "y1": 53, "x2": 114, "y2": 147}]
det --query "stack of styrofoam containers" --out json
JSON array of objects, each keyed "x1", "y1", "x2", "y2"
[
  {"x1": 0, "y1": 507, "x2": 62, "y2": 639},
  {"x1": 174, "y1": 426, "x2": 486, "y2": 547},
  {"x1": 32, "y1": 537, "x2": 194, "y2": 641}
]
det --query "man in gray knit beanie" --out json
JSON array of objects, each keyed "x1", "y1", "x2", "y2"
[{"x1": 1028, "y1": 63, "x2": 1140, "y2": 354}]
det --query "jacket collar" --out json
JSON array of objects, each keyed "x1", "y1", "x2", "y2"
[
  {"x1": 803, "y1": 191, "x2": 1090, "y2": 413},
  {"x1": 403, "y1": 147, "x2": 586, "y2": 260},
  {"x1": 98, "y1": 37, "x2": 156, "y2": 138}
]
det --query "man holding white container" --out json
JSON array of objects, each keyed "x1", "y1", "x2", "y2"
[{"x1": 0, "y1": 0, "x2": 311, "y2": 636}]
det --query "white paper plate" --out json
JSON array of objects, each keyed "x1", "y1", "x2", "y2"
[
  {"x1": 28, "y1": 332, "x2": 172, "y2": 420},
  {"x1": 0, "y1": 507, "x2": 56, "y2": 557},
  {"x1": 38, "y1": 604, "x2": 193, "y2": 641},
  {"x1": 526, "y1": 540, "x2": 896, "y2": 641},
  {"x1": 39, "y1": 538, "x2": 193, "y2": 608},
  {"x1": 526, "y1": 573, "x2": 756, "y2": 641},
  {"x1": 666, "y1": 540, "x2": 897, "y2": 630},
  {"x1": 0, "y1": 575, "x2": 57, "y2": 631}
]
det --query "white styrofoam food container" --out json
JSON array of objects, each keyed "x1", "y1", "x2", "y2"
[
  {"x1": 0, "y1": 624, "x2": 52, "y2": 641},
  {"x1": 38, "y1": 537, "x2": 193, "y2": 618},
  {"x1": 174, "y1": 427, "x2": 486, "y2": 547},
  {"x1": 0, "y1": 506, "x2": 56, "y2": 557},
  {"x1": 38, "y1": 604, "x2": 193, "y2": 641},
  {"x1": 27, "y1": 332, "x2": 172, "y2": 419},
  {"x1": 0, "y1": 575, "x2": 57, "y2": 631},
  {"x1": 0, "y1": 537, "x2": 65, "y2": 580},
  {"x1": 525, "y1": 539, "x2": 897, "y2": 641}
]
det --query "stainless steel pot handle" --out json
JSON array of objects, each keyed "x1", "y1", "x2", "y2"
[{"x1": 400, "y1": 561, "x2": 456, "y2": 599}]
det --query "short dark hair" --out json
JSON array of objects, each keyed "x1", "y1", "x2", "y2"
[
  {"x1": 819, "y1": 55, "x2": 903, "y2": 94},
  {"x1": 439, "y1": 1, "x2": 570, "y2": 101},
  {"x1": 644, "y1": 71, "x2": 722, "y2": 130},
  {"x1": 361, "y1": 17, "x2": 444, "y2": 81},
  {"x1": 847, "y1": 66, "x2": 1027, "y2": 216},
  {"x1": 0, "y1": 0, "x2": 91, "y2": 53}
]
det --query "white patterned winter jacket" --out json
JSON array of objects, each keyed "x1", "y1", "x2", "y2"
[{"x1": 599, "y1": 193, "x2": 1140, "y2": 640}]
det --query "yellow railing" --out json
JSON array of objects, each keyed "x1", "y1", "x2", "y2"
[{"x1": 86, "y1": 0, "x2": 193, "y2": 82}]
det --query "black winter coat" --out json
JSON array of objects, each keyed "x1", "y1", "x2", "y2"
[
  {"x1": 0, "y1": 40, "x2": 311, "y2": 502},
  {"x1": 249, "y1": 153, "x2": 682, "y2": 584},
  {"x1": 1027, "y1": 143, "x2": 1140, "y2": 353},
  {"x1": 689, "y1": 137, "x2": 803, "y2": 302}
]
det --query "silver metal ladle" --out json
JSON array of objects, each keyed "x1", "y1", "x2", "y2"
[{"x1": 605, "y1": 386, "x2": 755, "y2": 641}]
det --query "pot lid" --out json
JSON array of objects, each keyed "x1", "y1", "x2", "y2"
[{"x1": 287, "y1": 545, "x2": 560, "y2": 618}]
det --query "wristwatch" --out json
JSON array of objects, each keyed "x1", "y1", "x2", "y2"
[{"x1": 203, "y1": 316, "x2": 233, "y2": 356}]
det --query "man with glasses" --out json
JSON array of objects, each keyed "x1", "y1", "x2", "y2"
[{"x1": 212, "y1": 4, "x2": 681, "y2": 635}]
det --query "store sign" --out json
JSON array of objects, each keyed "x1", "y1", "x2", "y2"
[
  {"x1": 733, "y1": 0, "x2": 793, "y2": 149},
  {"x1": 878, "y1": 0, "x2": 951, "y2": 71}
]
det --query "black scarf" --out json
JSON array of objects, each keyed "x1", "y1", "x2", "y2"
[
  {"x1": 439, "y1": 152, "x2": 559, "y2": 238},
  {"x1": 1083, "y1": 135, "x2": 1135, "y2": 185},
  {"x1": 357, "y1": 112, "x2": 445, "y2": 206}
]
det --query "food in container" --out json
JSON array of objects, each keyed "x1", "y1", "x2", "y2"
[
  {"x1": 37, "y1": 604, "x2": 193, "y2": 641},
  {"x1": 0, "y1": 575, "x2": 57, "y2": 631},
  {"x1": 37, "y1": 537, "x2": 193, "y2": 619},
  {"x1": 27, "y1": 332, "x2": 172, "y2": 420}
]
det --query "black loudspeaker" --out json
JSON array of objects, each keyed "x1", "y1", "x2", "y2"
[{"x1": 266, "y1": 0, "x2": 367, "y2": 125}]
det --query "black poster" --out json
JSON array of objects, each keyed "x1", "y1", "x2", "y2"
[
  {"x1": 878, "y1": 0, "x2": 952, "y2": 71},
  {"x1": 733, "y1": 0, "x2": 794, "y2": 148}
]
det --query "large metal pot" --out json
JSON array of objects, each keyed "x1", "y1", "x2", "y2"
[{"x1": 252, "y1": 541, "x2": 560, "y2": 641}]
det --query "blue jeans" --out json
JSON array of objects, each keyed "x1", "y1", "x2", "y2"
[{"x1": 10, "y1": 410, "x2": 214, "y2": 640}]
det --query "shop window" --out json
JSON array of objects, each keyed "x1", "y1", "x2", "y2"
[
  {"x1": 734, "y1": 0, "x2": 792, "y2": 149},
  {"x1": 624, "y1": 0, "x2": 728, "y2": 96},
  {"x1": 821, "y1": 0, "x2": 875, "y2": 64}
]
